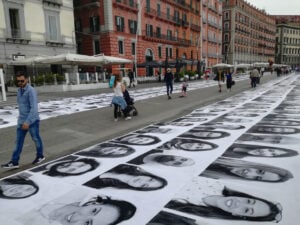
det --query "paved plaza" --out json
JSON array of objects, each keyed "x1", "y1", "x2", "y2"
[{"x1": 0, "y1": 73, "x2": 299, "y2": 225}]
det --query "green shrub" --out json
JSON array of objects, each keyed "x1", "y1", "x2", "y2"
[
  {"x1": 56, "y1": 74, "x2": 65, "y2": 83},
  {"x1": 32, "y1": 73, "x2": 65, "y2": 86}
]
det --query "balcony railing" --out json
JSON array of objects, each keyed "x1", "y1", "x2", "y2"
[
  {"x1": 45, "y1": 34, "x2": 64, "y2": 46},
  {"x1": 190, "y1": 23, "x2": 201, "y2": 32},
  {"x1": 43, "y1": 0, "x2": 62, "y2": 6},
  {"x1": 113, "y1": 0, "x2": 138, "y2": 12},
  {"x1": 145, "y1": 6, "x2": 192, "y2": 28},
  {"x1": 5, "y1": 29, "x2": 31, "y2": 43},
  {"x1": 142, "y1": 30, "x2": 191, "y2": 46}
]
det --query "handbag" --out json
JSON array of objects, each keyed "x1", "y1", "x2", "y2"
[
  {"x1": 109, "y1": 75, "x2": 115, "y2": 88},
  {"x1": 231, "y1": 80, "x2": 235, "y2": 85}
]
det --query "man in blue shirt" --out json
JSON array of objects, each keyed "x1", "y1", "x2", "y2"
[{"x1": 2, "y1": 73, "x2": 45, "y2": 169}]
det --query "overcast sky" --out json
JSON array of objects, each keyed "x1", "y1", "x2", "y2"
[{"x1": 245, "y1": 0, "x2": 300, "y2": 15}]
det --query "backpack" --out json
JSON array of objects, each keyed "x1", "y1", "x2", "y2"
[{"x1": 109, "y1": 75, "x2": 115, "y2": 88}]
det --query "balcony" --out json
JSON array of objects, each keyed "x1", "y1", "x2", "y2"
[
  {"x1": 208, "y1": 36, "x2": 218, "y2": 43},
  {"x1": 190, "y1": 23, "x2": 201, "y2": 32},
  {"x1": 74, "y1": 0, "x2": 100, "y2": 9},
  {"x1": 5, "y1": 29, "x2": 31, "y2": 44},
  {"x1": 141, "y1": 30, "x2": 191, "y2": 46},
  {"x1": 43, "y1": 0, "x2": 62, "y2": 6},
  {"x1": 154, "y1": 9, "x2": 185, "y2": 27},
  {"x1": 113, "y1": 0, "x2": 138, "y2": 13},
  {"x1": 45, "y1": 34, "x2": 65, "y2": 46},
  {"x1": 163, "y1": 0, "x2": 190, "y2": 11}
]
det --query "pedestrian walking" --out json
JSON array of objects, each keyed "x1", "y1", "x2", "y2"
[
  {"x1": 214, "y1": 69, "x2": 225, "y2": 92},
  {"x1": 111, "y1": 74, "x2": 131, "y2": 121},
  {"x1": 180, "y1": 77, "x2": 188, "y2": 97},
  {"x1": 2, "y1": 73, "x2": 45, "y2": 169},
  {"x1": 250, "y1": 68, "x2": 259, "y2": 88},
  {"x1": 128, "y1": 69, "x2": 135, "y2": 88},
  {"x1": 225, "y1": 70, "x2": 233, "y2": 92},
  {"x1": 156, "y1": 70, "x2": 161, "y2": 82},
  {"x1": 164, "y1": 68, "x2": 174, "y2": 99}
]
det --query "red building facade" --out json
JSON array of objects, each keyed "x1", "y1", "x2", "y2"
[
  {"x1": 201, "y1": 0, "x2": 223, "y2": 67},
  {"x1": 222, "y1": 0, "x2": 276, "y2": 65},
  {"x1": 74, "y1": 0, "x2": 222, "y2": 77}
]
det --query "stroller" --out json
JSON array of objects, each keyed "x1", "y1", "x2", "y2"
[{"x1": 117, "y1": 89, "x2": 138, "y2": 117}]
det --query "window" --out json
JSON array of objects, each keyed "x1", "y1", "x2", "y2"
[
  {"x1": 158, "y1": 46, "x2": 162, "y2": 58},
  {"x1": 75, "y1": 19, "x2": 82, "y2": 32},
  {"x1": 182, "y1": 13, "x2": 187, "y2": 24},
  {"x1": 115, "y1": 16, "x2": 124, "y2": 32},
  {"x1": 224, "y1": 22, "x2": 229, "y2": 30},
  {"x1": 94, "y1": 40, "x2": 100, "y2": 55},
  {"x1": 157, "y1": 4, "x2": 161, "y2": 17},
  {"x1": 146, "y1": 24, "x2": 153, "y2": 37},
  {"x1": 90, "y1": 16, "x2": 100, "y2": 32},
  {"x1": 118, "y1": 40, "x2": 124, "y2": 54},
  {"x1": 146, "y1": 0, "x2": 150, "y2": 12},
  {"x1": 128, "y1": 20, "x2": 137, "y2": 34},
  {"x1": 45, "y1": 9, "x2": 61, "y2": 42},
  {"x1": 174, "y1": 10, "x2": 180, "y2": 23},
  {"x1": 9, "y1": 8, "x2": 20, "y2": 38},
  {"x1": 167, "y1": 30, "x2": 172, "y2": 40},
  {"x1": 131, "y1": 42, "x2": 135, "y2": 55},
  {"x1": 129, "y1": 0, "x2": 134, "y2": 7},
  {"x1": 48, "y1": 15, "x2": 58, "y2": 41},
  {"x1": 166, "y1": 47, "x2": 173, "y2": 59},
  {"x1": 156, "y1": 27, "x2": 161, "y2": 38},
  {"x1": 224, "y1": 33, "x2": 228, "y2": 42},
  {"x1": 77, "y1": 41, "x2": 82, "y2": 54},
  {"x1": 4, "y1": 0, "x2": 26, "y2": 40},
  {"x1": 167, "y1": 7, "x2": 170, "y2": 19}
]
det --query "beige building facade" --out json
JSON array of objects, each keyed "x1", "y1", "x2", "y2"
[
  {"x1": 222, "y1": 0, "x2": 276, "y2": 65},
  {"x1": 0, "y1": 0, "x2": 76, "y2": 78},
  {"x1": 275, "y1": 16, "x2": 300, "y2": 68}
]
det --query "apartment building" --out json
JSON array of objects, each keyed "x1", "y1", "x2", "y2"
[
  {"x1": 222, "y1": 0, "x2": 276, "y2": 65},
  {"x1": 201, "y1": 0, "x2": 223, "y2": 68},
  {"x1": 0, "y1": 0, "x2": 76, "y2": 78},
  {"x1": 274, "y1": 15, "x2": 300, "y2": 68},
  {"x1": 74, "y1": 0, "x2": 223, "y2": 76}
]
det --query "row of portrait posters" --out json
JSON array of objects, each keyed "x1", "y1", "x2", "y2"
[{"x1": 1, "y1": 74, "x2": 300, "y2": 225}]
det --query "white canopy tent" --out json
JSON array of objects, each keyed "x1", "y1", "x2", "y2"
[
  {"x1": 38, "y1": 53, "x2": 101, "y2": 66},
  {"x1": 8, "y1": 55, "x2": 49, "y2": 66},
  {"x1": 7, "y1": 53, "x2": 133, "y2": 85},
  {"x1": 94, "y1": 54, "x2": 132, "y2": 65},
  {"x1": 236, "y1": 63, "x2": 251, "y2": 69},
  {"x1": 252, "y1": 62, "x2": 269, "y2": 68},
  {"x1": 212, "y1": 63, "x2": 234, "y2": 69},
  {"x1": 8, "y1": 53, "x2": 132, "y2": 66}
]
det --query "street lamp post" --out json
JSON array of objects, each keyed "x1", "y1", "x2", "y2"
[{"x1": 134, "y1": 0, "x2": 144, "y2": 79}]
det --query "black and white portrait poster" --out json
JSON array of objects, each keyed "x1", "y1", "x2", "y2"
[
  {"x1": 165, "y1": 176, "x2": 296, "y2": 224},
  {"x1": 1, "y1": 74, "x2": 300, "y2": 225}
]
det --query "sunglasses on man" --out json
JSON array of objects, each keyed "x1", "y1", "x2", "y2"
[{"x1": 17, "y1": 80, "x2": 25, "y2": 83}]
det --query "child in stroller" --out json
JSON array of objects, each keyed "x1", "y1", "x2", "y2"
[{"x1": 117, "y1": 89, "x2": 138, "y2": 118}]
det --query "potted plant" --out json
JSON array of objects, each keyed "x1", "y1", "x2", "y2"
[
  {"x1": 178, "y1": 71, "x2": 185, "y2": 81},
  {"x1": 187, "y1": 70, "x2": 195, "y2": 80}
]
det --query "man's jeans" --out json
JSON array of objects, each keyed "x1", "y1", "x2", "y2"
[
  {"x1": 12, "y1": 120, "x2": 43, "y2": 163},
  {"x1": 166, "y1": 82, "x2": 173, "y2": 95}
]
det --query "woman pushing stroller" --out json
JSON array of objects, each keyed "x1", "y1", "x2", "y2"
[{"x1": 111, "y1": 74, "x2": 132, "y2": 121}]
